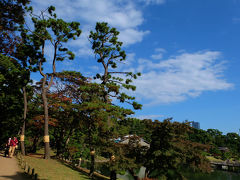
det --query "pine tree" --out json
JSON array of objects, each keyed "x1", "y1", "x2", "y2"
[
  {"x1": 28, "y1": 6, "x2": 81, "y2": 159},
  {"x1": 89, "y1": 22, "x2": 142, "y2": 179}
]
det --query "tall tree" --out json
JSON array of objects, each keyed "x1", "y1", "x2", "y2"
[
  {"x1": 15, "y1": 26, "x2": 40, "y2": 155},
  {"x1": 89, "y1": 22, "x2": 141, "y2": 110},
  {"x1": 28, "y1": 6, "x2": 81, "y2": 159},
  {"x1": 89, "y1": 22, "x2": 142, "y2": 179},
  {"x1": 1, "y1": 0, "x2": 38, "y2": 155}
]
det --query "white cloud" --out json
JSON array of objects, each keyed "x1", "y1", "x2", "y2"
[
  {"x1": 136, "y1": 114, "x2": 164, "y2": 120},
  {"x1": 133, "y1": 51, "x2": 233, "y2": 105},
  {"x1": 151, "y1": 48, "x2": 166, "y2": 60},
  {"x1": 89, "y1": 66, "x2": 100, "y2": 71},
  {"x1": 126, "y1": 53, "x2": 136, "y2": 65},
  {"x1": 139, "y1": 0, "x2": 166, "y2": 5},
  {"x1": 31, "y1": 0, "x2": 151, "y2": 50},
  {"x1": 119, "y1": 29, "x2": 150, "y2": 46},
  {"x1": 115, "y1": 52, "x2": 136, "y2": 69}
]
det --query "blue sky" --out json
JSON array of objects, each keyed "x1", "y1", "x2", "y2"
[{"x1": 30, "y1": 0, "x2": 240, "y2": 134}]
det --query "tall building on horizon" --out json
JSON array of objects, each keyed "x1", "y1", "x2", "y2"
[{"x1": 191, "y1": 121, "x2": 200, "y2": 129}]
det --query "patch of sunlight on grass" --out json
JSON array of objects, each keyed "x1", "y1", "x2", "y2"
[
  {"x1": 36, "y1": 148, "x2": 56, "y2": 157},
  {"x1": 207, "y1": 156, "x2": 224, "y2": 162},
  {"x1": 23, "y1": 156, "x2": 90, "y2": 180}
]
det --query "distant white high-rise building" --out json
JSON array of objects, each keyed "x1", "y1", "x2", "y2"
[{"x1": 191, "y1": 121, "x2": 200, "y2": 129}]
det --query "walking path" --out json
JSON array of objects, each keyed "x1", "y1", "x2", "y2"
[{"x1": 0, "y1": 153, "x2": 27, "y2": 180}]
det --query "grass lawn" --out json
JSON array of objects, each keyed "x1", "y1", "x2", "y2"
[
  {"x1": 22, "y1": 155, "x2": 90, "y2": 180},
  {"x1": 207, "y1": 156, "x2": 224, "y2": 162}
]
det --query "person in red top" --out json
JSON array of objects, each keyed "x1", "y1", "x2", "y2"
[
  {"x1": 9, "y1": 137, "x2": 18, "y2": 158},
  {"x1": 13, "y1": 137, "x2": 18, "y2": 147}
]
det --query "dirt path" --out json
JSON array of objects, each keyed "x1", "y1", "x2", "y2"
[{"x1": 0, "y1": 153, "x2": 27, "y2": 180}]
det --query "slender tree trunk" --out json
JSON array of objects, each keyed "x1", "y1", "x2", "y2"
[
  {"x1": 89, "y1": 149, "x2": 95, "y2": 178},
  {"x1": 102, "y1": 66, "x2": 112, "y2": 128},
  {"x1": 20, "y1": 121, "x2": 26, "y2": 155},
  {"x1": 110, "y1": 155, "x2": 116, "y2": 180},
  {"x1": 89, "y1": 121, "x2": 95, "y2": 178},
  {"x1": 56, "y1": 129, "x2": 63, "y2": 157},
  {"x1": 42, "y1": 85, "x2": 50, "y2": 159},
  {"x1": 39, "y1": 42, "x2": 54, "y2": 160},
  {"x1": 31, "y1": 136, "x2": 39, "y2": 153},
  {"x1": 20, "y1": 86, "x2": 27, "y2": 156}
]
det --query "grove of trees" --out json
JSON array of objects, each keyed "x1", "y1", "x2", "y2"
[{"x1": 1, "y1": 1, "x2": 239, "y2": 180}]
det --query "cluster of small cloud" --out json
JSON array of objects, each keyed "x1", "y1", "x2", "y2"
[
  {"x1": 131, "y1": 51, "x2": 233, "y2": 105},
  {"x1": 151, "y1": 48, "x2": 166, "y2": 60}
]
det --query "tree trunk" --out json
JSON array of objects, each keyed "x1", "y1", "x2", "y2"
[
  {"x1": 110, "y1": 171, "x2": 117, "y2": 180},
  {"x1": 56, "y1": 129, "x2": 63, "y2": 157},
  {"x1": 128, "y1": 169, "x2": 139, "y2": 180},
  {"x1": 31, "y1": 137, "x2": 39, "y2": 153},
  {"x1": 89, "y1": 121, "x2": 95, "y2": 178},
  {"x1": 20, "y1": 86, "x2": 27, "y2": 156},
  {"x1": 20, "y1": 121, "x2": 25, "y2": 155},
  {"x1": 89, "y1": 149, "x2": 95, "y2": 178},
  {"x1": 42, "y1": 86, "x2": 50, "y2": 159}
]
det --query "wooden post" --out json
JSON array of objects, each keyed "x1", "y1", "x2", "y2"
[
  {"x1": 78, "y1": 158, "x2": 82, "y2": 167},
  {"x1": 24, "y1": 162, "x2": 27, "y2": 171},
  {"x1": 32, "y1": 168, "x2": 35, "y2": 175},
  {"x1": 21, "y1": 160, "x2": 24, "y2": 168}
]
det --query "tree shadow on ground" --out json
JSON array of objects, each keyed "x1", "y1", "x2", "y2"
[
  {"x1": 0, "y1": 172, "x2": 32, "y2": 180},
  {"x1": 57, "y1": 158, "x2": 90, "y2": 176}
]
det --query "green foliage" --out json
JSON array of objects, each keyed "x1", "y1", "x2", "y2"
[
  {"x1": 109, "y1": 136, "x2": 148, "y2": 176},
  {"x1": 5, "y1": 2, "x2": 240, "y2": 178},
  {"x1": 89, "y1": 22, "x2": 142, "y2": 110},
  {"x1": 0, "y1": 0, "x2": 30, "y2": 31},
  {"x1": 209, "y1": 146, "x2": 221, "y2": 156},
  {"x1": 225, "y1": 133, "x2": 240, "y2": 154},
  {"x1": 0, "y1": 54, "x2": 24, "y2": 143},
  {"x1": 188, "y1": 128, "x2": 213, "y2": 145},
  {"x1": 221, "y1": 151, "x2": 231, "y2": 161},
  {"x1": 46, "y1": 72, "x2": 87, "y2": 156},
  {"x1": 117, "y1": 118, "x2": 154, "y2": 143},
  {"x1": 29, "y1": 6, "x2": 81, "y2": 64},
  {"x1": 145, "y1": 119, "x2": 211, "y2": 179}
]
